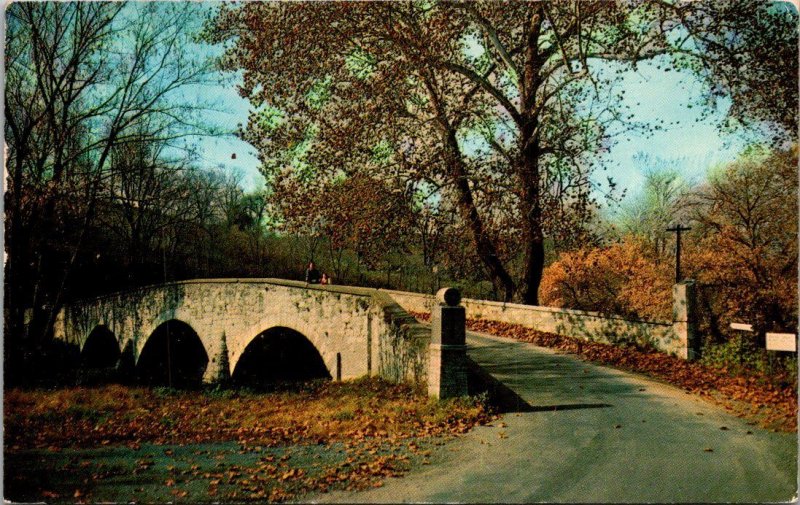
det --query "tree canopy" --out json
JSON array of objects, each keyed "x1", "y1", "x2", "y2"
[{"x1": 206, "y1": 0, "x2": 797, "y2": 304}]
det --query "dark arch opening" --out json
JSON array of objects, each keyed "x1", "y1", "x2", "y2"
[
  {"x1": 231, "y1": 327, "x2": 331, "y2": 389},
  {"x1": 76, "y1": 326, "x2": 121, "y2": 385},
  {"x1": 136, "y1": 320, "x2": 208, "y2": 389},
  {"x1": 81, "y1": 326, "x2": 120, "y2": 369}
]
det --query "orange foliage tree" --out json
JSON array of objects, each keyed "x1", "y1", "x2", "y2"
[
  {"x1": 541, "y1": 146, "x2": 797, "y2": 345},
  {"x1": 539, "y1": 237, "x2": 673, "y2": 321},
  {"x1": 685, "y1": 147, "x2": 798, "y2": 336}
]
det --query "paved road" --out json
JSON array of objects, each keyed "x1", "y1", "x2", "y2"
[{"x1": 315, "y1": 331, "x2": 797, "y2": 503}]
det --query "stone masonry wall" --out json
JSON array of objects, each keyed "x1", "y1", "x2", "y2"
[
  {"x1": 382, "y1": 288, "x2": 692, "y2": 359},
  {"x1": 53, "y1": 279, "x2": 430, "y2": 385},
  {"x1": 370, "y1": 292, "x2": 431, "y2": 385}
]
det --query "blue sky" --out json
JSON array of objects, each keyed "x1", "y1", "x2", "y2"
[
  {"x1": 595, "y1": 58, "x2": 747, "y2": 205},
  {"x1": 190, "y1": 82, "x2": 265, "y2": 189}
]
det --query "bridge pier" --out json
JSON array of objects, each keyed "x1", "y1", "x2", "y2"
[
  {"x1": 202, "y1": 331, "x2": 231, "y2": 384},
  {"x1": 428, "y1": 288, "x2": 468, "y2": 399}
]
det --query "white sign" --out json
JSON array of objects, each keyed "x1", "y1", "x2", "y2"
[
  {"x1": 730, "y1": 322, "x2": 754, "y2": 332},
  {"x1": 766, "y1": 333, "x2": 797, "y2": 352}
]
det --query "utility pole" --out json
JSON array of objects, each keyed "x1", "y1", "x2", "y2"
[{"x1": 667, "y1": 223, "x2": 692, "y2": 283}]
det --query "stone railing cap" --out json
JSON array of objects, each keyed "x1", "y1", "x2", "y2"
[{"x1": 436, "y1": 287, "x2": 461, "y2": 306}]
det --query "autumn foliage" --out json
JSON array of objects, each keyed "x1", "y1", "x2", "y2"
[
  {"x1": 540, "y1": 237, "x2": 673, "y2": 321},
  {"x1": 273, "y1": 172, "x2": 413, "y2": 271},
  {"x1": 685, "y1": 147, "x2": 798, "y2": 336},
  {"x1": 5, "y1": 378, "x2": 494, "y2": 502}
]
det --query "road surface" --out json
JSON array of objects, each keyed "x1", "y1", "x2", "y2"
[{"x1": 314, "y1": 331, "x2": 797, "y2": 503}]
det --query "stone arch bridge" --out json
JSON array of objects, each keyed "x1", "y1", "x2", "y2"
[{"x1": 53, "y1": 279, "x2": 460, "y2": 394}]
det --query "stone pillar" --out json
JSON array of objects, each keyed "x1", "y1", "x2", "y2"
[
  {"x1": 428, "y1": 287, "x2": 468, "y2": 399},
  {"x1": 52, "y1": 309, "x2": 66, "y2": 342},
  {"x1": 202, "y1": 331, "x2": 230, "y2": 384},
  {"x1": 117, "y1": 340, "x2": 137, "y2": 383},
  {"x1": 672, "y1": 280, "x2": 699, "y2": 360}
]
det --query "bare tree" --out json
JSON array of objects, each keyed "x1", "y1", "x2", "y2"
[
  {"x1": 616, "y1": 155, "x2": 692, "y2": 259},
  {"x1": 5, "y1": 2, "x2": 216, "y2": 352}
]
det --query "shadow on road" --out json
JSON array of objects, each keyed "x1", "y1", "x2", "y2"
[
  {"x1": 467, "y1": 356, "x2": 532, "y2": 413},
  {"x1": 466, "y1": 357, "x2": 613, "y2": 414}
]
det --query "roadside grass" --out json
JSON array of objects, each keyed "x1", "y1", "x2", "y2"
[
  {"x1": 4, "y1": 377, "x2": 495, "y2": 502},
  {"x1": 410, "y1": 311, "x2": 796, "y2": 432}
]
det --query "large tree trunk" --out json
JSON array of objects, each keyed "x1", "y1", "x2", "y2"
[
  {"x1": 423, "y1": 63, "x2": 516, "y2": 302},
  {"x1": 519, "y1": 129, "x2": 545, "y2": 306},
  {"x1": 445, "y1": 130, "x2": 515, "y2": 302},
  {"x1": 518, "y1": 7, "x2": 545, "y2": 306}
]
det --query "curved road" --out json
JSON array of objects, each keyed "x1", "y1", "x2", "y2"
[{"x1": 315, "y1": 331, "x2": 797, "y2": 503}]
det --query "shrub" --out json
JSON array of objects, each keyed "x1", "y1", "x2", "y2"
[
  {"x1": 540, "y1": 237, "x2": 673, "y2": 321},
  {"x1": 701, "y1": 335, "x2": 798, "y2": 386}
]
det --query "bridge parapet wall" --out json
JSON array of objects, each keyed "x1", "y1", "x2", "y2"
[
  {"x1": 382, "y1": 284, "x2": 698, "y2": 360},
  {"x1": 370, "y1": 292, "x2": 430, "y2": 385}
]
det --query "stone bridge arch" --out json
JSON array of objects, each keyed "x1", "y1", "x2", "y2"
[
  {"x1": 54, "y1": 278, "x2": 443, "y2": 393},
  {"x1": 136, "y1": 319, "x2": 210, "y2": 387},
  {"x1": 227, "y1": 313, "x2": 339, "y2": 380},
  {"x1": 131, "y1": 313, "x2": 214, "y2": 368},
  {"x1": 80, "y1": 325, "x2": 121, "y2": 369},
  {"x1": 230, "y1": 326, "x2": 332, "y2": 386}
]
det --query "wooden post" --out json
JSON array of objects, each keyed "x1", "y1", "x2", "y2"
[{"x1": 667, "y1": 224, "x2": 692, "y2": 283}]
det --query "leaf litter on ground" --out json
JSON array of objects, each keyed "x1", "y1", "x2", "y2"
[{"x1": 5, "y1": 377, "x2": 496, "y2": 502}]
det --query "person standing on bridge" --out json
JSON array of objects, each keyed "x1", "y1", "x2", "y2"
[
  {"x1": 321, "y1": 273, "x2": 330, "y2": 285},
  {"x1": 305, "y1": 262, "x2": 321, "y2": 284}
]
